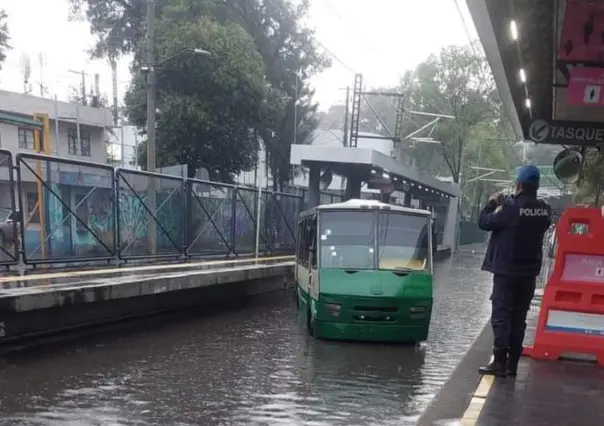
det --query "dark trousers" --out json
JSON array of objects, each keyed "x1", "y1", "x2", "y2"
[{"x1": 491, "y1": 274, "x2": 536, "y2": 357}]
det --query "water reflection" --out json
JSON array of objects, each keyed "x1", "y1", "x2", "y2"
[{"x1": 0, "y1": 252, "x2": 492, "y2": 425}]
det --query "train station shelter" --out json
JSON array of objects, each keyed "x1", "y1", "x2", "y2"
[
  {"x1": 290, "y1": 144, "x2": 461, "y2": 253},
  {"x1": 290, "y1": 144, "x2": 460, "y2": 204},
  {"x1": 467, "y1": 0, "x2": 604, "y2": 147}
]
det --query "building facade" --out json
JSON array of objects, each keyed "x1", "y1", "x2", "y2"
[{"x1": 0, "y1": 90, "x2": 114, "y2": 259}]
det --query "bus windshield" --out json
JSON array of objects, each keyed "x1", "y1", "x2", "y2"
[
  {"x1": 319, "y1": 211, "x2": 374, "y2": 269},
  {"x1": 377, "y1": 212, "x2": 431, "y2": 272}
]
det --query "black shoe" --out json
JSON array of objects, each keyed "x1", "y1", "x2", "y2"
[
  {"x1": 478, "y1": 361, "x2": 507, "y2": 377},
  {"x1": 506, "y1": 366, "x2": 517, "y2": 377}
]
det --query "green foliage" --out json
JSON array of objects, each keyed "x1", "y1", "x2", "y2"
[
  {"x1": 0, "y1": 10, "x2": 10, "y2": 70},
  {"x1": 397, "y1": 43, "x2": 512, "y2": 183},
  {"x1": 126, "y1": 16, "x2": 267, "y2": 182},
  {"x1": 218, "y1": 0, "x2": 330, "y2": 190},
  {"x1": 70, "y1": 0, "x2": 329, "y2": 188},
  {"x1": 68, "y1": 86, "x2": 110, "y2": 108},
  {"x1": 575, "y1": 149, "x2": 604, "y2": 206}
]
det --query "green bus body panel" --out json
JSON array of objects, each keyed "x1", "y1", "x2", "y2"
[
  {"x1": 312, "y1": 269, "x2": 433, "y2": 342},
  {"x1": 319, "y1": 269, "x2": 433, "y2": 298}
]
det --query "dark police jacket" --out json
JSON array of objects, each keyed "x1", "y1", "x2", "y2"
[{"x1": 478, "y1": 193, "x2": 552, "y2": 277}]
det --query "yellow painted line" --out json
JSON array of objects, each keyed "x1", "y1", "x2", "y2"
[
  {"x1": 459, "y1": 374, "x2": 494, "y2": 426},
  {"x1": 0, "y1": 255, "x2": 295, "y2": 283}
]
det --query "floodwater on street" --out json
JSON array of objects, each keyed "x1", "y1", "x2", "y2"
[{"x1": 0, "y1": 249, "x2": 493, "y2": 426}]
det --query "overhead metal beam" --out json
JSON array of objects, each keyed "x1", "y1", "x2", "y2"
[
  {"x1": 467, "y1": 170, "x2": 498, "y2": 183},
  {"x1": 470, "y1": 166, "x2": 506, "y2": 172},
  {"x1": 407, "y1": 110, "x2": 456, "y2": 119},
  {"x1": 360, "y1": 91, "x2": 405, "y2": 97},
  {"x1": 404, "y1": 117, "x2": 441, "y2": 140},
  {"x1": 410, "y1": 137, "x2": 442, "y2": 144}
]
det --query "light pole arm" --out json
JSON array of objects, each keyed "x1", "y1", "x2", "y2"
[{"x1": 154, "y1": 47, "x2": 211, "y2": 69}]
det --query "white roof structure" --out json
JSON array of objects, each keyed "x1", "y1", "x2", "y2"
[
  {"x1": 290, "y1": 144, "x2": 460, "y2": 197},
  {"x1": 313, "y1": 198, "x2": 432, "y2": 215}
]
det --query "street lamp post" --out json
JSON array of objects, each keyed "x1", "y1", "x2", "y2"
[
  {"x1": 143, "y1": 45, "x2": 211, "y2": 173},
  {"x1": 144, "y1": 0, "x2": 211, "y2": 255}
]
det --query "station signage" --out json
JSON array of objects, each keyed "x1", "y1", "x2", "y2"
[
  {"x1": 567, "y1": 67, "x2": 604, "y2": 106},
  {"x1": 528, "y1": 119, "x2": 604, "y2": 145},
  {"x1": 558, "y1": 0, "x2": 604, "y2": 62}
]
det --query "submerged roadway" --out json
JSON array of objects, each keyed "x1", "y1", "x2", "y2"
[{"x1": 0, "y1": 248, "x2": 495, "y2": 426}]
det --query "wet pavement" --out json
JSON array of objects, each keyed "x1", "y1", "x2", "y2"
[{"x1": 0, "y1": 251, "x2": 493, "y2": 426}]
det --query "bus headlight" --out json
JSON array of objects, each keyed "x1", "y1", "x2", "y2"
[{"x1": 324, "y1": 303, "x2": 342, "y2": 317}]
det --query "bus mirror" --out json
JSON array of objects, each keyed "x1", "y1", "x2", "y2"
[{"x1": 553, "y1": 148, "x2": 583, "y2": 184}]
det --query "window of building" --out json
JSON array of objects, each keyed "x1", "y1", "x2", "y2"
[
  {"x1": 26, "y1": 192, "x2": 40, "y2": 224},
  {"x1": 68, "y1": 128, "x2": 78, "y2": 155},
  {"x1": 80, "y1": 130, "x2": 91, "y2": 157},
  {"x1": 18, "y1": 128, "x2": 35, "y2": 150},
  {"x1": 68, "y1": 128, "x2": 91, "y2": 156}
]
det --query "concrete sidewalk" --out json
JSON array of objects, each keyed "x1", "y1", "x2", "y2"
[{"x1": 417, "y1": 304, "x2": 604, "y2": 426}]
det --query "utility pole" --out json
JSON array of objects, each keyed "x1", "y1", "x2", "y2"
[
  {"x1": 146, "y1": 0, "x2": 156, "y2": 174},
  {"x1": 38, "y1": 53, "x2": 46, "y2": 97},
  {"x1": 111, "y1": 59, "x2": 119, "y2": 125},
  {"x1": 342, "y1": 86, "x2": 350, "y2": 147},
  {"x1": 293, "y1": 74, "x2": 298, "y2": 146},
  {"x1": 145, "y1": 0, "x2": 157, "y2": 254},
  {"x1": 291, "y1": 74, "x2": 299, "y2": 188}
]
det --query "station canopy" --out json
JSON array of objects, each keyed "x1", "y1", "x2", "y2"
[{"x1": 467, "y1": 0, "x2": 604, "y2": 147}]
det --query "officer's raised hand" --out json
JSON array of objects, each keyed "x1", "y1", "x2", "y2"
[
  {"x1": 489, "y1": 192, "x2": 501, "y2": 203},
  {"x1": 479, "y1": 192, "x2": 517, "y2": 231}
]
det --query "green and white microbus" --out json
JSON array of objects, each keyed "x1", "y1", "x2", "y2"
[{"x1": 295, "y1": 199, "x2": 434, "y2": 342}]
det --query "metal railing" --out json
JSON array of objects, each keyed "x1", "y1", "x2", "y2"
[
  {"x1": 0, "y1": 151, "x2": 304, "y2": 268},
  {"x1": 0, "y1": 150, "x2": 19, "y2": 266}
]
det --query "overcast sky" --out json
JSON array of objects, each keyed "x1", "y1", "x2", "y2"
[{"x1": 0, "y1": 0, "x2": 477, "y2": 112}]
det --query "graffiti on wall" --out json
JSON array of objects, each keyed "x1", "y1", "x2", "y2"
[{"x1": 22, "y1": 181, "x2": 299, "y2": 261}]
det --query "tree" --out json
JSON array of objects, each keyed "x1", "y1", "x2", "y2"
[
  {"x1": 575, "y1": 149, "x2": 604, "y2": 206},
  {"x1": 395, "y1": 44, "x2": 507, "y2": 183},
  {"x1": 70, "y1": 0, "x2": 329, "y2": 189},
  {"x1": 0, "y1": 10, "x2": 10, "y2": 70},
  {"x1": 126, "y1": 16, "x2": 267, "y2": 181},
  {"x1": 68, "y1": 86, "x2": 110, "y2": 108},
  {"x1": 217, "y1": 0, "x2": 330, "y2": 190}
]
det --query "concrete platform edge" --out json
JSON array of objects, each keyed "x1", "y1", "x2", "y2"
[
  {"x1": 0, "y1": 263, "x2": 295, "y2": 348},
  {"x1": 416, "y1": 321, "x2": 493, "y2": 426}
]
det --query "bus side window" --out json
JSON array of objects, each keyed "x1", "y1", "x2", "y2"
[
  {"x1": 309, "y1": 216, "x2": 318, "y2": 269},
  {"x1": 300, "y1": 217, "x2": 310, "y2": 267},
  {"x1": 295, "y1": 220, "x2": 304, "y2": 261}
]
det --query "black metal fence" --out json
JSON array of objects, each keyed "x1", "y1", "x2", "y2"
[
  {"x1": 0, "y1": 151, "x2": 304, "y2": 267},
  {"x1": 0, "y1": 150, "x2": 18, "y2": 266}
]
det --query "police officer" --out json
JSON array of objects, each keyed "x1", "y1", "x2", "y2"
[{"x1": 477, "y1": 164, "x2": 552, "y2": 377}]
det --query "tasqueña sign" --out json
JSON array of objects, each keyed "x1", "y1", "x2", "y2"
[{"x1": 528, "y1": 119, "x2": 604, "y2": 144}]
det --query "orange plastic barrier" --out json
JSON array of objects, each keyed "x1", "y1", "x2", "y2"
[{"x1": 523, "y1": 207, "x2": 604, "y2": 366}]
